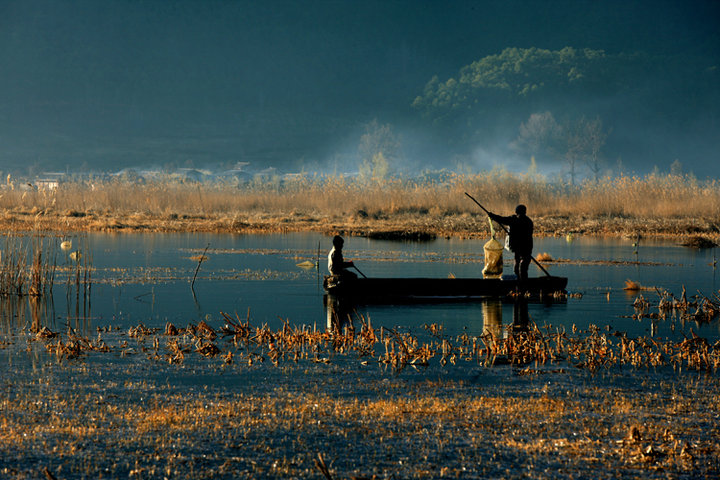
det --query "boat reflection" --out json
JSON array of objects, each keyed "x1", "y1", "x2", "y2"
[{"x1": 325, "y1": 293, "x2": 539, "y2": 341}]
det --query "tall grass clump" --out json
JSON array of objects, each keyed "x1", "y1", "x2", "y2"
[
  {"x1": 0, "y1": 234, "x2": 57, "y2": 297},
  {"x1": 557, "y1": 174, "x2": 720, "y2": 218}
]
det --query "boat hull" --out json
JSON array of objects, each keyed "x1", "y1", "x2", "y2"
[{"x1": 323, "y1": 275, "x2": 568, "y2": 301}]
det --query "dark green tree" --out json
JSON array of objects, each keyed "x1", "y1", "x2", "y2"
[
  {"x1": 412, "y1": 47, "x2": 630, "y2": 118},
  {"x1": 412, "y1": 47, "x2": 643, "y2": 154}
]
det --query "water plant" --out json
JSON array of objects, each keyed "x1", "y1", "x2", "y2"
[
  {"x1": 0, "y1": 234, "x2": 57, "y2": 298},
  {"x1": 3, "y1": 311, "x2": 720, "y2": 480},
  {"x1": 23, "y1": 291, "x2": 719, "y2": 374}
]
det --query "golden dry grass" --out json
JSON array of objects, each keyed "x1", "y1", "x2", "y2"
[
  {"x1": 3, "y1": 295, "x2": 720, "y2": 478},
  {"x1": 1, "y1": 172, "x2": 719, "y2": 240},
  {"x1": 1, "y1": 378, "x2": 718, "y2": 479},
  {"x1": 536, "y1": 252, "x2": 554, "y2": 262}
]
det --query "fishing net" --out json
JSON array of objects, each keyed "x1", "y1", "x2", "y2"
[{"x1": 482, "y1": 218, "x2": 504, "y2": 277}]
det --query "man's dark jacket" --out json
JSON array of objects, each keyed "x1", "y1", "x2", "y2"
[{"x1": 488, "y1": 213, "x2": 534, "y2": 255}]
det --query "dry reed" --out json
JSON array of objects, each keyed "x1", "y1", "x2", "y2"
[
  {"x1": 6, "y1": 287, "x2": 720, "y2": 479},
  {"x1": 27, "y1": 294, "x2": 720, "y2": 373},
  {"x1": 0, "y1": 234, "x2": 57, "y2": 298},
  {"x1": 536, "y1": 252, "x2": 553, "y2": 262},
  {"x1": 3, "y1": 379, "x2": 718, "y2": 479},
  {"x1": 2, "y1": 172, "x2": 719, "y2": 238}
]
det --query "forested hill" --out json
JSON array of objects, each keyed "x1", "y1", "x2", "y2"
[{"x1": 409, "y1": 47, "x2": 719, "y2": 177}]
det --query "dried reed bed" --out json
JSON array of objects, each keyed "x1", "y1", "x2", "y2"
[
  {"x1": 568, "y1": 174, "x2": 720, "y2": 218},
  {"x1": 29, "y1": 289, "x2": 720, "y2": 372},
  {"x1": 2, "y1": 369, "x2": 718, "y2": 478},
  {"x1": 2, "y1": 172, "x2": 719, "y2": 238},
  {"x1": 3, "y1": 290, "x2": 719, "y2": 478}
]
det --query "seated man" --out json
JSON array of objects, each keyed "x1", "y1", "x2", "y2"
[{"x1": 328, "y1": 235, "x2": 357, "y2": 279}]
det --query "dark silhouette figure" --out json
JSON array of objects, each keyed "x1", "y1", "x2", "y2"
[
  {"x1": 327, "y1": 235, "x2": 357, "y2": 279},
  {"x1": 488, "y1": 205, "x2": 534, "y2": 281}
]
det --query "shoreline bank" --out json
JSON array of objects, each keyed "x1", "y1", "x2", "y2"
[{"x1": 3, "y1": 210, "x2": 719, "y2": 243}]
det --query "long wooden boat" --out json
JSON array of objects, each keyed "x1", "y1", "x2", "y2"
[{"x1": 323, "y1": 275, "x2": 568, "y2": 301}]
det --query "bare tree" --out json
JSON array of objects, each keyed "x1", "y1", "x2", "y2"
[
  {"x1": 511, "y1": 111, "x2": 561, "y2": 164},
  {"x1": 670, "y1": 159, "x2": 683, "y2": 176},
  {"x1": 514, "y1": 112, "x2": 610, "y2": 185},
  {"x1": 580, "y1": 116, "x2": 609, "y2": 182},
  {"x1": 560, "y1": 120, "x2": 585, "y2": 186}
]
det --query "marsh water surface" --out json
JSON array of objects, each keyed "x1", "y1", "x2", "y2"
[
  {"x1": 2, "y1": 232, "x2": 719, "y2": 479},
  {"x1": 2, "y1": 232, "x2": 719, "y2": 341}
]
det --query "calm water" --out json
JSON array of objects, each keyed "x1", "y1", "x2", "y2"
[{"x1": 2, "y1": 232, "x2": 718, "y2": 342}]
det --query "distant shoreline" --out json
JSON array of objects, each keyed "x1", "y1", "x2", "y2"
[{"x1": 2, "y1": 210, "x2": 718, "y2": 245}]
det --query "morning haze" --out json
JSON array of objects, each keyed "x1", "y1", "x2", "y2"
[{"x1": 0, "y1": 0, "x2": 718, "y2": 179}]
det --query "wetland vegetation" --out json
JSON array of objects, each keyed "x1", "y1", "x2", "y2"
[
  {"x1": 3, "y1": 2, "x2": 719, "y2": 477},
  {"x1": 2, "y1": 302, "x2": 720, "y2": 479},
  {"x1": 2, "y1": 172, "x2": 720, "y2": 242},
  {"x1": 1, "y1": 175, "x2": 720, "y2": 479}
]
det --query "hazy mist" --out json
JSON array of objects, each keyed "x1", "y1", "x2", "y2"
[{"x1": 1, "y1": 0, "x2": 718, "y2": 179}]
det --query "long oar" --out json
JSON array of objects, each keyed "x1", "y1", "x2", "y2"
[{"x1": 464, "y1": 192, "x2": 552, "y2": 277}]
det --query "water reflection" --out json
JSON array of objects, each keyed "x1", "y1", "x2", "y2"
[
  {"x1": 29, "y1": 295, "x2": 42, "y2": 333},
  {"x1": 0, "y1": 286, "x2": 92, "y2": 335},
  {"x1": 324, "y1": 294, "x2": 354, "y2": 335},
  {"x1": 0, "y1": 295, "x2": 55, "y2": 334},
  {"x1": 325, "y1": 294, "x2": 537, "y2": 343},
  {"x1": 2, "y1": 233, "x2": 718, "y2": 342},
  {"x1": 481, "y1": 299, "x2": 530, "y2": 339},
  {"x1": 512, "y1": 299, "x2": 530, "y2": 333},
  {"x1": 481, "y1": 299, "x2": 504, "y2": 338}
]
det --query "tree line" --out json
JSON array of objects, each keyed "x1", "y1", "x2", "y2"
[{"x1": 357, "y1": 46, "x2": 717, "y2": 182}]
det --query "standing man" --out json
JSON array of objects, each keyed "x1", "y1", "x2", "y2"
[{"x1": 488, "y1": 205, "x2": 534, "y2": 281}]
